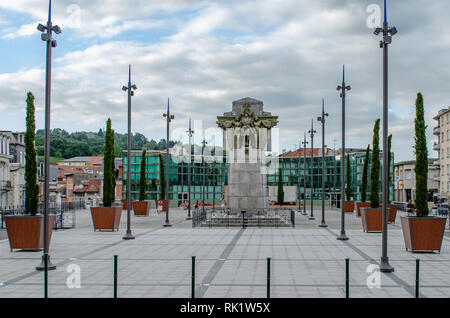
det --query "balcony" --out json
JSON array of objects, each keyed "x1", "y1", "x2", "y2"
[
  {"x1": 433, "y1": 159, "x2": 440, "y2": 166},
  {"x1": 434, "y1": 126, "x2": 441, "y2": 135},
  {"x1": 433, "y1": 142, "x2": 440, "y2": 151},
  {"x1": 0, "y1": 181, "x2": 11, "y2": 191}
]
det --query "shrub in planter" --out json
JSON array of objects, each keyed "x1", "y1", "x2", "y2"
[
  {"x1": 277, "y1": 167, "x2": 284, "y2": 205},
  {"x1": 5, "y1": 92, "x2": 56, "y2": 251},
  {"x1": 133, "y1": 150, "x2": 150, "y2": 216},
  {"x1": 401, "y1": 93, "x2": 446, "y2": 252},
  {"x1": 356, "y1": 145, "x2": 371, "y2": 216},
  {"x1": 91, "y1": 118, "x2": 122, "y2": 231},
  {"x1": 344, "y1": 154, "x2": 354, "y2": 213}
]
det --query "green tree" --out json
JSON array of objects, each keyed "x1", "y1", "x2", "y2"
[
  {"x1": 277, "y1": 167, "x2": 284, "y2": 205},
  {"x1": 24, "y1": 92, "x2": 39, "y2": 216},
  {"x1": 370, "y1": 119, "x2": 381, "y2": 208},
  {"x1": 361, "y1": 145, "x2": 370, "y2": 202},
  {"x1": 139, "y1": 150, "x2": 147, "y2": 201},
  {"x1": 102, "y1": 118, "x2": 115, "y2": 207},
  {"x1": 414, "y1": 93, "x2": 428, "y2": 217},
  {"x1": 346, "y1": 154, "x2": 352, "y2": 201},
  {"x1": 387, "y1": 134, "x2": 392, "y2": 203},
  {"x1": 159, "y1": 154, "x2": 165, "y2": 200}
]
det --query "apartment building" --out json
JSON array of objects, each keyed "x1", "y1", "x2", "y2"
[{"x1": 433, "y1": 108, "x2": 450, "y2": 198}]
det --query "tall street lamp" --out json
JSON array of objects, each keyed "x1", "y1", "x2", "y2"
[
  {"x1": 317, "y1": 98, "x2": 329, "y2": 228},
  {"x1": 163, "y1": 99, "x2": 174, "y2": 227},
  {"x1": 297, "y1": 140, "x2": 301, "y2": 212},
  {"x1": 302, "y1": 133, "x2": 308, "y2": 215},
  {"x1": 374, "y1": 0, "x2": 397, "y2": 273},
  {"x1": 201, "y1": 138, "x2": 208, "y2": 214},
  {"x1": 333, "y1": 138, "x2": 337, "y2": 208},
  {"x1": 186, "y1": 118, "x2": 194, "y2": 220},
  {"x1": 36, "y1": 0, "x2": 60, "y2": 271},
  {"x1": 122, "y1": 64, "x2": 137, "y2": 240},
  {"x1": 308, "y1": 119, "x2": 316, "y2": 220},
  {"x1": 337, "y1": 65, "x2": 351, "y2": 241}
]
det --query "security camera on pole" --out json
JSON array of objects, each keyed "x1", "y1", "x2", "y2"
[
  {"x1": 122, "y1": 65, "x2": 137, "y2": 240},
  {"x1": 36, "y1": 0, "x2": 61, "y2": 271},
  {"x1": 373, "y1": 0, "x2": 397, "y2": 273},
  {"x1": 163, "y1": 99, "x2": 174, "y2": 227},
  {"x1": 317, "y1": 98, "x2": 329, "y2": 228},
  {"x1": 336, "y1": 65, "x2": 351, "y2": 241}
]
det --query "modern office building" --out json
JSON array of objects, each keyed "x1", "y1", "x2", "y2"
[{"x1": 122, "y1": 147, "x2": 394, "y2": 206}]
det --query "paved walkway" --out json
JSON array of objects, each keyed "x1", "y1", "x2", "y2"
[{"x1": 0, "y1": 206, "x2": 449, "y2": 298}]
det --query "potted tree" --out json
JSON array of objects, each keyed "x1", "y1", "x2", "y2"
[
  {"x1": 5, "y1": 92, "x2": 56, "y2": 251},
  {"x1": 91, "y1": 118, "x2": 121, "y2": 231},
  {"x1": 156, "y1": 154, "x2": 167, "y2": 212},
  {"x1": 361, "y1": 119, "x2": 383, "y2": 232},
  {"x1": 277, "y1": 167, "x2": 285, "y2": 206},
  {"x1": 356, "y1": 145, "x2": 371, "y2": 216},
  {"x1": 401, "y1": 93, "x2": 446, "y2": 253},
  {"x1": 133, "y1": 150, "x2": 150, "y2": 216},
  {"x1": 387, "y1": 134, "x2": 397, "y2": 223},
  {"x1": 344, "y1": 154, "x2": 354, "y2": 213}
]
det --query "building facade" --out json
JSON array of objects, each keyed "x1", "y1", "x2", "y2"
[
  {"x1": 394, "y1": 159, "x2": 439, "y2": 203},
  {"x1": 433, "y1": 108, "x2": 450, "y2": 198}
]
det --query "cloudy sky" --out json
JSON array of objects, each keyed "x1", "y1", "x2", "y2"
[{"x1": 0, "y1": 0, "x2": 449, "y2": 161}]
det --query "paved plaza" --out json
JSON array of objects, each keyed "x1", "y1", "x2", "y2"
[{"x1": 0, "y1": 206, "x2": 450, "y2": 298}]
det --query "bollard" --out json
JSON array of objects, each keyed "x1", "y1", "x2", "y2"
[
  {"x1": 191, "y1": 256, "x2": 195, "y2": 298},
  {"x1": 267, "y1": 257, "x2": 271, "y2": 298},
  {"x1": 345, "y1": 258, "x2": 349, "y2": 298},
  {"x1": 415, "y1": 259, "x2": 420, "y2": 298},
  {"x1": 114, "y1": 255, "x2": 118, "y2": 298},
  {"x1": 44, "y1": 253, "x2": 48, "y2": 299}
]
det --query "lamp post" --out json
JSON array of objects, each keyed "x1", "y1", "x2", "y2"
[
  {"x1": 36, "y1": 0, "x2": 60, "y2": 271},
  {"x1": 297, "y1": 140, "x2": 301, "y2": 212},
  {"x1": 333, "y1": 138, "x2": 337, "y2": 208},
  {"x1": 302, "y1": 133, "x2": 308, "y2": 215},
  {"x1": 201, "y1": 138, "x2": 208, "y2": 215},
  {"x1": 374, "y1": 0, "x2": 396, "y2": 273},
  {"x1": 317, "y1": 98, "x2": 329, "y2": 227},
  {"x1": 122, "y1": 65, "x2": 137, "y2": 240},
  {"x1": 308, "y1": 119, "x2": 316, "y2": 220},
  {"x1": 186, "y1": 118, "x2": 194, "y2": 220},
  {"x1": 337, "y1": 65, "x2": 351, "y2": 241},
  {"x1": 163, "y1": 99, "x2": 174, "y2": 227}
]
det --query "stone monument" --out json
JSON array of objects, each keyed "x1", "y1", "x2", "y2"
[{"x1": 217, "y1": 98, "x2": 278, "y2": 212}]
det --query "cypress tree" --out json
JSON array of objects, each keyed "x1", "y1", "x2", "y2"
[
  {"x1": 361, "y1": 145, "x2": 370, "y2": 202},
  {"x1": 24, "y1": 92, "x2": 39, "y2": 216},
  {"x1": 346, "y1": 154, "x2": 351, "y2": 201},
  {"x1": 277, "y1": 167, "x2": 284, "y2": 205},
  {"x1": 139, "y1": 150, "x2": 147, "y2": 201},
  {"x1": 414, "y1": 93, "x2": 428, "y2": 217},
  {"x1": 102, "y1": 118, "x2": 114, "y2": 207},
  {"x1": 110, "y1": 128, "x2": 116, "y2": 199},
  {"x1": 370, "y1": 119, "x2": 381, "y2": 208},
  {"x1": 387, "y1": 134, "x2": 392, "y2": 203},
  {"x1": 159, "y1": 154, "x2": 165, "y2": 200}
]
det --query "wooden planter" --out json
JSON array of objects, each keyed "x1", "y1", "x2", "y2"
[
  {"x1": 344, "y1": 201, "x2": 354, "y2": 213},
  {"x1": 133, "y1": 201, "x2": 150, "y2": 216},
  {"x1": 401, "y1": 216, "x2": 446, "y2": 253},
  {"x1": 91, "y1": 206, "x2": 122, "y2": 231},
  {"x1": 5, "y1": 214, "x2": 56, "y2": 251},
  {"x1": 121, "y1": 199, "x2": 134, "y2": 210},
  {"x1": 388, "y1": 204, "x2": 398, "y2": 223},
  {"x1": 360, "y1": 208, "x2": 382, "y2": 232},
  {"x1": 356, "y1": 202, "x2": 371, "y2": 217},
  {"x1": 155, "y1": 200, "x2": 167, "y2": 213}
]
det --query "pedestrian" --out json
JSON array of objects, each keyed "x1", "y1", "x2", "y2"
[
  {"x1": 406, "y1": 200, "x2": 416, "y2": 216},
  {"x1": 195, "y1": 200, "x2": 199, "y2": 210}
]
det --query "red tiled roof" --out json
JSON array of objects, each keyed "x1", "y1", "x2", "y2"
[{"x1": 281, "y1": 148, "x2": 333, "y2": 158}]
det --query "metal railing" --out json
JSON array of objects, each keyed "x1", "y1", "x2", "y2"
[
  {"x1": 192, "y1": 209, "x2": 295, "y2": 228},
  {"x1": 0, "y1": 201, "x2": 84, "y2": 229}
]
